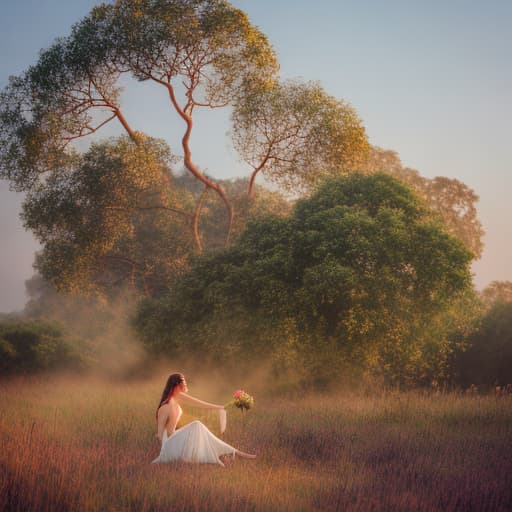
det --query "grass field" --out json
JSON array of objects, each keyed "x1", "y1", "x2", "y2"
[{"x1": 1, "y1": 373, "x2": 511, "y2": 511}]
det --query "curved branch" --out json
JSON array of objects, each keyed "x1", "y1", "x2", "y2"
[
  {"x1": 247, "y1": 145, "x2": 273, "y2": 197},
  {"x1": 86, "y1": 74, "x2": 137, "y2": 142},
  {"x1": 62, "y1": 112, "x2": 117, "y2": 146},
  {"x1": 155, "y1": 77, "x2": 234, "y2": 248},
  {"x1": 113, "y1": 107, "x2": 137, "y2": 142}
]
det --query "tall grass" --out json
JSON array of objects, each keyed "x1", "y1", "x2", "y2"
[{"x1": 1, "y1": 374, "x2": 511, "y2": 511}]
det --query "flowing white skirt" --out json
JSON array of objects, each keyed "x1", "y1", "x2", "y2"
[{"x1": 152, "y1": 420, "x2": 236, "y2": 467}]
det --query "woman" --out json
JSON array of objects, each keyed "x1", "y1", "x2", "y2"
[{"x1": 153, "y1": 373, "x2": 256, "y2": 466}]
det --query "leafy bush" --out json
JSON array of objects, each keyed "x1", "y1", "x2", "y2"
[{"x1": 0, "y1": 320, "x2": 86, "y2": 375}]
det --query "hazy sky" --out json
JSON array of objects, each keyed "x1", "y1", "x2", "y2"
[{"x1": 1, "y1": 0, "x2": 511, "y2": 312}]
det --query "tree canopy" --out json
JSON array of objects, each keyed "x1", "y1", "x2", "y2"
[
  {"x1": 232, "y1": 80, "x2": 369, "y2": 195},
  {"x1": 136, "y1": 173, "x2": 474, "y2": 385},
  {"x1": 0, "y1": 0, "x2": 280, "y2": 251},
  {"x1": 21, "y1": 135, "x2": 194, "y2": 296},
  {"x1": 363, "y1": 146, "x2": 484, "y2": 258}
]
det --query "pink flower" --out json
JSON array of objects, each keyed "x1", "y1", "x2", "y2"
[{"x1": 234, "y1": 389, "x2": 244, "y2": 398}]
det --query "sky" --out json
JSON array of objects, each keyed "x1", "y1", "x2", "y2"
[{"x1": 0, "y1": 0, "x2": 511, "y2": 312}]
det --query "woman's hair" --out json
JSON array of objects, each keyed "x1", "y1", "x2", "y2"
[{"x1": 156, "y1": 373, "x2": 185, "y2": 418}]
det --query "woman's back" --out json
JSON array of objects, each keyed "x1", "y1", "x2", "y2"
[{"x1": 157, "y1": 398, "x2": 182, "y2": 440}]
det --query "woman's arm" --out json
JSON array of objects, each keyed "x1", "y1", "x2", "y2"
[{"x1": 176, "y1": 391, "x2": 224, "y2": 410}]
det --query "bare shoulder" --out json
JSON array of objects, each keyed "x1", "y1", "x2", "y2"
[{"x1": 157, "y1": 402, "x2": 171, "y2": 418}]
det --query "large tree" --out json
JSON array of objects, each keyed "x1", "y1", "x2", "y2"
[
  {"x1": 136, "y1": 173, "x2": 474, "y2": 385},
  {"x1": 0, "y1": 0, "x2": 279, "y2": 252},
  {"x1": 21, "y1": 135, "x2": 195, "y2": 297},
  {"x1": 0, "y1": 0, "x2": 481, "y2": 311},
  {"x1": 19, "y1": 132, "x2": 292, "y2": 298},
  {"x1": 1, "y1": 0, "x2": 374, "y2": 297}
]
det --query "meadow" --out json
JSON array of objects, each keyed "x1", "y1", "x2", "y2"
[{"x1": 1, "y1": 372, "x2": 511, "y2": 512}]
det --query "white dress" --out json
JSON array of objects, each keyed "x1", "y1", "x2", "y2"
[{"x1": 152, "y1": 406, "x2": 235, "y2": 467}]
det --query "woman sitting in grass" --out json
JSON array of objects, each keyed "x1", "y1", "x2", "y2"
[{"x1": 153, "y1": 373, "x2": 255, "y2": 467}]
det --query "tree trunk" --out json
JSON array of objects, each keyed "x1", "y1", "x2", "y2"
[{"x1": 165, "y1": 84, "x2": 234, "y2": 251}]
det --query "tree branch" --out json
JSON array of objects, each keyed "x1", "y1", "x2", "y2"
[
  {"x1": 152, "y1": 77, "x2": 234, "y2": 249},
  {"x1": 193, "y1": 186, "x2": 209, "y2": 254},
  {"x1": 62, "y1": 112, "x2": 117, "y2": 144},
  {"x1": 247, "y1": 145, "x2": 273, "y2": 197}
]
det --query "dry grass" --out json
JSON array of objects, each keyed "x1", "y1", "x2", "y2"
[{"x1": 1, "y1": 374, "x2": 511, "y2": 511}]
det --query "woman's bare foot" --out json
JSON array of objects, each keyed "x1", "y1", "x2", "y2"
[{"x1": 235, "y1": 449, "x2": 256, "y2": 459}]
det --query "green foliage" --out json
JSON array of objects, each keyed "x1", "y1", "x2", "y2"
[
  {"x1": 481, "y1": 280, "x2": 512, "y2": 308},
  {"x1": 0, "y1": 0, "x2": 279, "y2": 256},
  {"x1": 21, "y1": 135, "x2": 193, "y2": 298},
  {"x1": 232, "y1": 80, "x2": 369, "y2": 193},
  {"x1": 21, "y1": 140, "x2": 291, "y2": 299},
  {"x1": 108, "y1": 0, "x2": 278, "y2": 102},
  {"x1": 135, "y1": 173, "x2": 474, "y2": 386},
  {"x1": 0, "y1": 0, "x2": 278, "y2": 186},
  {"x1": 453, "y1": 301, "x2": 512, "y2": 388},
  {"x1": 0, "y1": 320, "x2": 86, "y2": 375},
  {"x1": 363, "y1": 146, "x2": 484, "y2": 258}
]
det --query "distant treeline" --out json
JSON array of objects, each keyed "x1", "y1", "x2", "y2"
[{"x1": 2, "y1": 295, "x2": 511, "y2": 390}]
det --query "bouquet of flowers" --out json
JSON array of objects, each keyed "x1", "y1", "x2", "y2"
[{"x1": 231, "y1": 389, "x2": 254, "y2": 412}]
